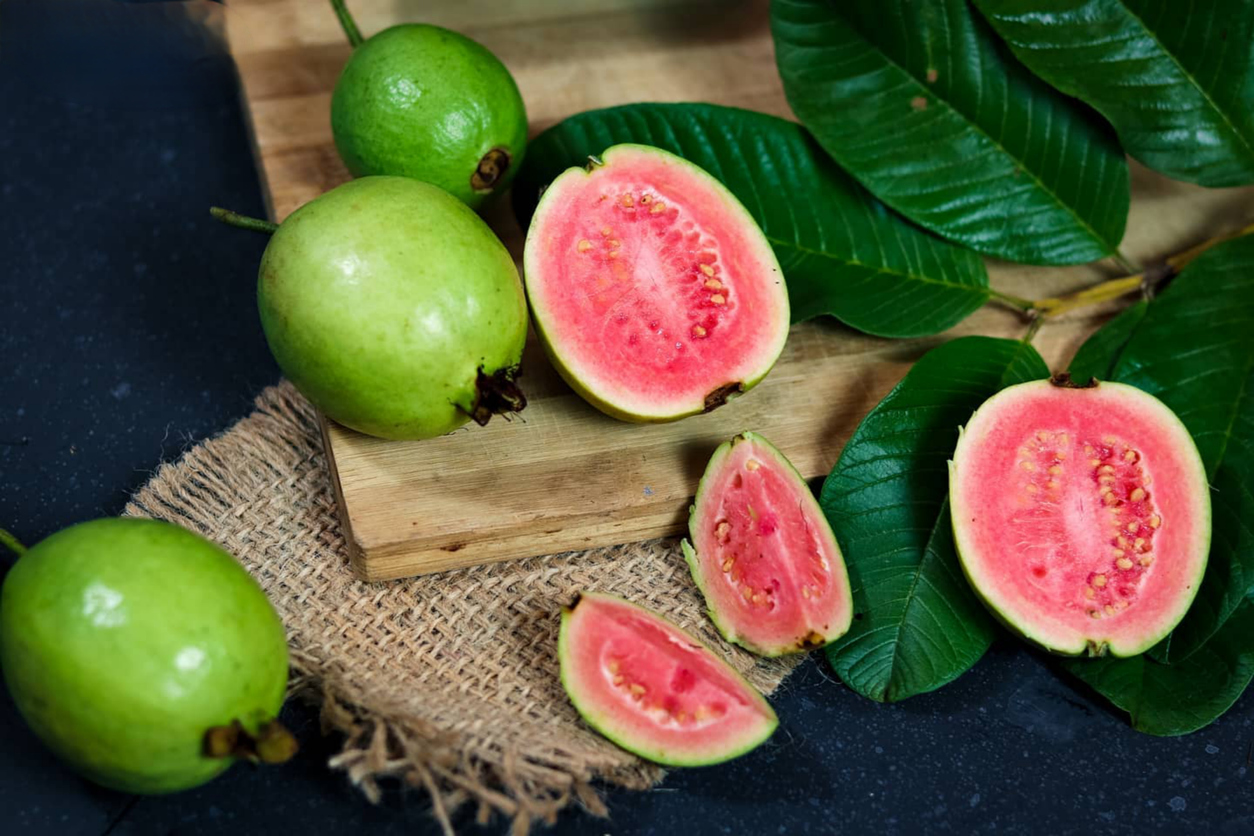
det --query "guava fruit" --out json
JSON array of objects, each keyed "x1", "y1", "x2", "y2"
[
  {"x1": 681, "y1": 432, "x2": 853, "y2": 656},
  {"x1": 0, "y1": 519, "x2": 292, "y2": 794},
  {"x1": 950, "y1": 376, "x2": 1211, "y2": 657},
  {"x1": 256, "y1": 176, "x2": 529, "y2": 440},
  {"x1": 522, "y1": 144, "x2": 790, "y2": 422},
  {"x1": 558, "y1": 592, "x2": 777, "y2": 766},
  {"x1": 329, "y1": 0, "x2": 528, "y2": 209}
]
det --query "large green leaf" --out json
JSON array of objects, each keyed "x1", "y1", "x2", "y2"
[
  {"x1": 771, "y1": 0, "x2": 1129, "y2": 265},
  {"x1": 1069, "y1": 236, "x2": 1254, "y2": 662},
  {"x1": 1061, "y1": 601, "x2": 1254, "y2": 736},
  {"x1": 1163, "y1": 468, "x2": 1254, "y2": 662},
  {"x1": 820, "y1": 336, "x2": 1049, "y2": 702},
  {"x1": 1066, "y1": 300, "x2": 1148, "y2": 383},
  {"x1": 511, "y1": 103, "x2": 990, "y2": 338},
  {"x1": 973, "y1": 0, "x2": 1254, "y2": 188}
]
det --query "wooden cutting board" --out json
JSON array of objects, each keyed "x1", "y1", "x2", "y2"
[{"x1": 225, "y1": 0, "x2": 1254, "y2": 581}]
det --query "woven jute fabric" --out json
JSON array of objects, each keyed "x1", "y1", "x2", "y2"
[{"x1": 123, "y1": 381, "x2": 800, "y2": 834}]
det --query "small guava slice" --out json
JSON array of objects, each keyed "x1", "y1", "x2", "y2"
[
  {"x1": 682, "y1": 432, "x2": 853, "y2": 656},
  {"x1": 0, "y1": 519, "x2": 290, "y2": 793},
  {"x1": 950, "y1": 377, "x2": 1211, "y2": 657},
  {"x1": 522, "y1": 144, "x2": 790, "y2": 422},
  {"x1": 558, "y1": 592, "x2": 777, "y2": 766}
]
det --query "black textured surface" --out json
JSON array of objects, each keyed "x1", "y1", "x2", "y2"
[{"x1": 2, "y1": 2, "x2": 1253, "y2": 835}]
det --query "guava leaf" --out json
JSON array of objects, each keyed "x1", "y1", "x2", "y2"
[
  {"x1": 1060, "y1": 601, "x2": 1254, "y2": 736},
  {"x1": 511, "y1": 103, "x2": 990, "y2": 338},
  {"x1": 1070, "y1": 236, "x2": 1254, "y2": 663},
  {"x1": 1066, "y1": 300, "x2": 1148, "y2": 383},
  {"x1": 771, "y1": 0, "x2": 1129, "y2": 265},
  {"x1": 1158, "y1": 467, "x2": 1254, "y2": 663},
  {"x1": 820, "y1": 336, "x2": 1049, "y2": 702},
  {"x1": 973, "y1": 0, "x2": 1254, "y2": 188}
]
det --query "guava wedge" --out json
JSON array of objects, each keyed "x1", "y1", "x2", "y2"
[
  {"x1": 522, "y1": 144, "x2": 790, "y2": 422},
  {"x1": 682, "y1": 432, "x2": 853, "y2": 656},
  {"x1": 558, "y1": 592, "x2": 777, "y2": 766},
  {"x1": 950, "y1": 377, "x2": 1211, "y2": 657}
]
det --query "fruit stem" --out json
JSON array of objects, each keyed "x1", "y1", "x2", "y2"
[
  {"x1": 0, "y1": 527, "x2": 27, "y2": 557},
  {"x1": 329, "y1": 0, "x2": 365, "y2": 48},
  {"x1": 1025, "y1": 220, "x2": 1254, "y2": 320},
  {"x1": 209, "y1": 207, "x2": 278, "y2": 235}
]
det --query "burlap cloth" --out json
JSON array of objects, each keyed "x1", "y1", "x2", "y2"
[{"x1": 123, "y1": 381, "x2": 800, "y2": 834}]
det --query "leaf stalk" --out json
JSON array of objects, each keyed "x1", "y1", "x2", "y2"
[
  {"x1": 0, "y1": 527, "x2": 28, "y2": 558},
  {"x1": 209, "y1": 207, "x2": 279, "y2": 235}
]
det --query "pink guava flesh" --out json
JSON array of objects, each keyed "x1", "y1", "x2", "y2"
[
  {"x1": 558, "y1": 592, "x2": 777, "y2": 766},
  {"x1": 950, "y1": 379, "x2": 1210, "y2": 656},
  {"x1": 523, "y1": 144, "x2": 790, "y2": 421},
  {"x1": 684, "y1": 433, "x2": 853, "y2": 656}
]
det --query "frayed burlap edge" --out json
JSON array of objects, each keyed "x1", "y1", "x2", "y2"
[{"x1": 124, "y1": 382, "x2": 801, "y2": 834}]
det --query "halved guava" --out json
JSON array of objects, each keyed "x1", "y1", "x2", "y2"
[
  {"x1": 950, "y1": 377, "x2": 1211, "y2": 657},
  {"x1": 558, "y1": 591, "x2": 777, "y2": 766},
  {"x1": 522, "y1": 144, "x2": 790, "y2": 422},
  {"x1": 682, "y1": 432, "x2": 853, "y2": 656}
]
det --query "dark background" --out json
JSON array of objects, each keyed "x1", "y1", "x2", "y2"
[{"x1": 1, "y1": 2, "x2": 1251, "y2": 834}]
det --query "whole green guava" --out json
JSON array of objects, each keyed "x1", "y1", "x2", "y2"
[
  {"x1": 330, "y1": 23, "x2": 528, "y2": 209},
  {"x1": 0, "y1": 518, "x2": 290, "y2": 794},
  {"x1": 257, "y1": 176, "x2": 529, "y2": 440}
]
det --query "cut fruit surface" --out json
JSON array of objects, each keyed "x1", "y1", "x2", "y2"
[
  {"x1": 522, "y1": 144, "x2": 790, "y2": 421},
  {"x1": 558, "y1": 592, "x2": 777, "y2": 766},
  {"x1": 683, "y1": 432, "x2": 853, "y2": 656},
  {"x1": 950, "y1": 378, "x2": 1211, "y2": 656}
]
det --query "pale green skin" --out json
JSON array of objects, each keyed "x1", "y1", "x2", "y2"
[
  {"x1": 258, "y1": 176, "x2": 529, "y2": 440},
  {"x1": 331, "y1": 24, "x2": 529, "y2": 209},
  {"x1": 0, "y1": 518, "x2": 288, "y2": 794}
]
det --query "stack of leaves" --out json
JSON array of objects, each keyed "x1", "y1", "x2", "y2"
[{"x1": 512, "y1": 0, "x2": 1254, "y2": 735}]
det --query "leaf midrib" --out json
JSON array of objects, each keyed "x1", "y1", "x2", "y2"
[
  {"x1": 764, "y1": 234, "x2": 987, "y2": 294},
  {"x1": 787, "y1": 4, "x2": 1116, "y2": 254},
  {"x1": 876, "y1": 493, "x2": 952, "y2": 701},
  {"x1": 1125, "y1": 656, "x2": 1151, "y2": 729},
  {"x1": 1204, "y1": 337, "x2": 1254, "y2": 480},
  {"x1": 1116, "y1": 1, "x2": 1254, "y2": 167},
  {"x1": 1113, "y1": 300, "x2": 1254, "y2": 480}
]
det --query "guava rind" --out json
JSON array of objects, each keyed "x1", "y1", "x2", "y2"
[
  {"x1": 258, "y1": 176, "x2": 528, "y2": 440},
  {"x1": 0, "y1": 518, "x2": 288, "y2": 793},
  {"x1": 949, "y1": 379, "x2": 1211, "y2": 657},
  {"x1": 684, "y1": 432, "x2": 853, "y2": 656},
  {"x1": 522, "y1": 144, "x2": 790, "y2": 422},
  {"x1": 331, "y1": 24, "x2": 528, "y2": 209},
  {"x1": 558, "y1": 591, "x2": 777, "y2": 766}
]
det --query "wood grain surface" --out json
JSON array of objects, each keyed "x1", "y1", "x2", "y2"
[{"x1": 226, "y1": 0, "x2": 1254, "y2": 580}]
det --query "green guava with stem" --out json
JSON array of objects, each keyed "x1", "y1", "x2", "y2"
[
  {"x1": 216, "y1": 174, "x2": 529, "y2": 440},
  {"x1": 0, "y1": 518, "x2": 293, "y2": 794},
  {"x1": 328, "y1": 0, "x2": 528, "y2": 209}
]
